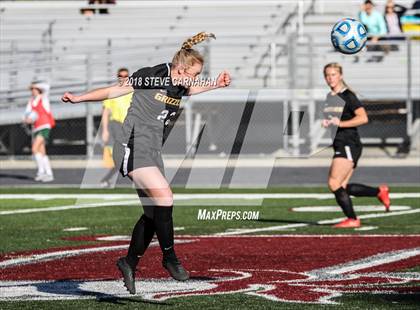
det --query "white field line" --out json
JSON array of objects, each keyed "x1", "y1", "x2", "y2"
[
  {"x1": 0, "y1": 239, "x2": 195, "y2": 269},
  {"x1": 0, "y1": 193, "x2": 419, "y2": 216},
  {"x1": 217, "y1": 208, "x2": 420, "y2": 236},
  {"x1": 354, "y1": 226, "x2": 378, "y2": 231},
  {"x1": 0, "y1": 193, "x2": 419, "y2": 200},
  {"x1": 0, "y1": 244, "x2": 129, "y2": 268},
  {"x1": 0, "y1": 200, "x2": 139, "y2": 215},
  {"x1": 291, "y1": 205, "x2": 411, "y2": 212},
  {"x1": 308, "y1": 247, "x2": 420, "y2": 276}
]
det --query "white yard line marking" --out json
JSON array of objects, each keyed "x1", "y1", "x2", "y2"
[
  {"x1": 291, "y1": 205, "x2": 411, "y2": 212},
  {"x1": 319, "y1": 208, "x2": 420, "y2": 224},
  {"x1": 308, "y1": 247, "x2": 420, "y2": 277},
  {"x1": 0, "y1": 245, "x2": 129, "y2": 268},
  {"x1": 0, "y1": 200, "x2": 139, "y2": 215},
  {"x1": 0, "y1": 193, "x2": 419, "y2": 200},
  {"x1": 218, "y1": 209, "x2": 420, "y2": 236},
  {"x1": 62, "y1": 227, "x2": 88, "y2": 232},
  {"x1": 354, "y1": 226, "x2": 378, "y2": 231},
  {"x1": 0, "y1": 239, "x2": 195, "y2": 269},
  {"x1": 0, "y1": 193, "x2": 418, "y2": 216}
]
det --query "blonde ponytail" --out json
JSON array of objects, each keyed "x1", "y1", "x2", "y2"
[
  {"x1": 172, "y1": 32, "x2": 216, "y2": 67},
  {"x1": 181, "y1": 32, "x2": 215, "y2": 49}
]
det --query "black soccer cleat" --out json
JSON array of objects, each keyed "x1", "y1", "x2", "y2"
[
  {"x1": 116, "y1": 257, "x2": 136, "y2": 294},
  {"x1": 162, "y1": 257, "x2": 190, "y2": 281}
]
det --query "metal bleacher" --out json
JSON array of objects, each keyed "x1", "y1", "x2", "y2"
[
  {"x1": 0, "y1": 0, "x2": 418, "y2": 156},
  {"x1": 0, "y1": 0, "x2": 298, "y2": 120}
]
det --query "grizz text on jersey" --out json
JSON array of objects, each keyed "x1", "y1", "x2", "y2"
[{"x1": 154, "y1": 93, "x2": 181, "y2": 106}]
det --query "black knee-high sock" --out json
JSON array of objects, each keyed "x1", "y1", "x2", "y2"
[
  {"x1": 346, "y1": 183, "x2": 379, "y2": 197},
  {"x1": 154, "y1": 206, "x2": 176, "y2": 260},
  {"x1": 334, "y1": 187, "x2": 357, "y2": 219},
  {"x1": 126, "y1": 214, "x2": 155, "y2": 268}
]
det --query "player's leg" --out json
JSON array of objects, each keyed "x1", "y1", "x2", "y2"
[
  {"x1": 328, "y1": 158, "x2": 360, "y2": 227},
  {"x1": 39, "y1": 135, "x2": 54, "y2": 181},
  {"x1": 124, "y1": 188, "x2": 155, "y2": 269},
  {"x1": 341, "y1": 168, "x2": 354, "y2": 190},
  {"x1": 32, "y1": 135, "x2": 45, "y2": 180},
  {"x1": 129, "y1": 167, "x2": 189, "y2": 281},
  {"x1": 346, "y1": 183, "x2": 390, "y2": 211},
  {"x1": 343, "y1": 143, "x2": 390, "y2": 211},
  {"x1": 116, "y1": 166, "x2": 169, "y2": 294}
]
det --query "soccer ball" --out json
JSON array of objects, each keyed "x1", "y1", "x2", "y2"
[
  {"x1": 331, "y1": 18, "x2": 367, "y2": 55},
  {"x1": 25, "y1": 111, "x2": 38, "y2": 123}
]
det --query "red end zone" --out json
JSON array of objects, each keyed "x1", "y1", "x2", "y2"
[{"x1": 1, "y1": 235, "x2": 420, "y2": 304}]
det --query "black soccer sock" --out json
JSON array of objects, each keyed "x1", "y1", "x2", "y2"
[
  {"x1": 334, "y1": 187, "x2": 357, "y2": 220},
  {"x1": 126, "y1": 214, "x2": 155, "y2": 268},
  {"x1": 346, "y1": 183, "x2": 379, "y2": 197},
  {"x1": 154, "y1": 206, "x2": 176, "y2": 260}
]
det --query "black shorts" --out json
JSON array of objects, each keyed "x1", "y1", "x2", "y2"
[
  {"x1": 113, "y1": 122, "x2": 165, "y2": 177},
  {"x1": 333, "y1": 142, "x2": 362, "y2": 168},
  {"x1": 113, "y1": 141, "x2": 164, "y2": 177}
]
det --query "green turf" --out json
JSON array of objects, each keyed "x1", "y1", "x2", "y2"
[
  {"x1": 0, "y1": 199, "x2": 77, "y2": 211},
  {"x1": 1, "y1": 196, "x2": 419, "y2": 253}
]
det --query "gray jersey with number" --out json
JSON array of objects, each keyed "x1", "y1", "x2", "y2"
[{"x1": 120, "y1": 63, "x2": 188, "y2": 149}]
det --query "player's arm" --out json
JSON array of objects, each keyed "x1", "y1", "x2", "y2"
[
  {"x1": 188, "y1": 70, "x2": 230, "y2": 95},
  {"x1": 331, "y1": 107, "x2": 369, "y2": 128},
  {"x1": 23, "y1": 101, "x2": 33, "y2": 124},
  {"x1": 61, "y1": 82, "x2": 133, "y2": 104}
]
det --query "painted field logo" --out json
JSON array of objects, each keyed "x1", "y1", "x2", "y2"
[{"x1": 1, "y1": 235, "x2": 419, "y2": 304}]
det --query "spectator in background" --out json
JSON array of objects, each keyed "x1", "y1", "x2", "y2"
[
  {"x1": 359, "y1": 0, "x2": 387, "y2": 40},
  {"x1": 359, "y1": 0, "x2": 388, "y2": 62},
  {"x1": 23, "y1": 82, "x2": 56, "y2": 183},
  {"x1": 82, "y1": 0, "x2": 116, "y2": 15},
  {"x1": 100, "y1": 68, "x2": 132, "y2": 187},
  {"x1": 384, "y1": 0, "x2": 407, "y2": 36}
]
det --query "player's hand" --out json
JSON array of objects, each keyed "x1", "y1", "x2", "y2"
[
  {"x1": 216, "y1": 70, "x2": 231, "y2": 88},
  {"x1": 329, "y1": 117, "x2": 340, "y2": 127},
  {"x1": 321, "y1": 119, "x2": 330, "y2": 128},
  {"x1": 61, "y1": 92, "x2": 80, "y2": 104},
  {"x1": 102, "y1": 129, "x2": 110, "y2": 144}
]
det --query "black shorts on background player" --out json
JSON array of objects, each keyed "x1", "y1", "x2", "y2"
[{"x1": 333, "y1": 141, "x2": 362, "y2": 168}]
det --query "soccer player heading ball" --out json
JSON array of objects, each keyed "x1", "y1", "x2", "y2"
[
  {"x1": 62, "y1": 32, "x2": 231, "y2": 294},
  {"x1": 322, "y1": 63, "x2": 390, "y2": 228}
]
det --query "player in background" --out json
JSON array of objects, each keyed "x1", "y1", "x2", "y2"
[
  {"x1": 24, "y1": 81, "x2": 56, "y2": 182},
  {"x1": 100, "y1": 68, "x2": 132, "y2": 187},
  {"x1": 62, "y1": 32, "x2": 231, "y2": 294},
  {"x1": 322, "y1": 63, "x2": 390, "y2": 228}
]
